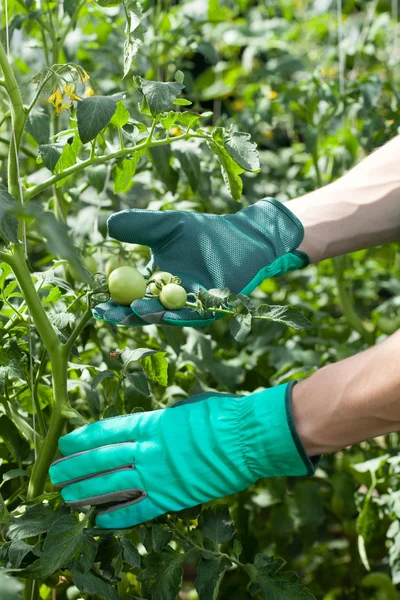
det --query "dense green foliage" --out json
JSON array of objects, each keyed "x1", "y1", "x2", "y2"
[{"x1": 1, "y1": 0, "x2": 400, "y2": 598}]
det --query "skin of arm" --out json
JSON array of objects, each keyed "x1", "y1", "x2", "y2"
[
  {"x1": 289, "y1": 135, "x2": 400, "y2": 263},
  {"x1": 291, "y1": 330, "x2": 400, "y2": 456}
]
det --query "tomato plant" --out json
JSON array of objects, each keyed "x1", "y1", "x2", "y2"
[{"x1": 0, "y1": 1, "x2": 400, "y2": 600}]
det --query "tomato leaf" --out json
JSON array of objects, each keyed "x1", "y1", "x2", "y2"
[
  {"x1": 224, "y1": 132, "x2": 260, "y2": 172},
  {"x1": 256, "y1": 305, "x2": 314, "y2": 331},
  {"x1": 138, "y1": 550, "x2": 185, "y2": 600},
  {"x1": 199, "y1": 505, "x2": 235, "y2": 547},
  {"x1": 208, "y1": 141, "x2": 243, "y2": 202},
  {"x1": 229, "y1": 313, "x2": 252, "y2": 343},
  {"x1": 140, "y1": 79, "x2": 185, "y2": 115},
  {"x1": 245, "y1": 554, "x2": 316, "y2": 600},
  {"x1": 71, "y1": 568, "x2": 120, "y2": 600},
  {"x1": 195, "y1": 556, "x2": 231, "y2": 600},
  {"x1": 0, "y1": 184, "x2": 20, "y2": 245},
  {"x1": 26, "y1": 109, "x2": 50, "y2": 145},
  {"x1": 77, "y1": 96, "x2": 118, "y2": 144},
  {"x1": 140, "y1": 352, "x2": 168, "y2": 387}
]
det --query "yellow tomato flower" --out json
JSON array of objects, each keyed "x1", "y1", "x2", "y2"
[
  {"x1": 48, "y1": 88, "x2": 70, "y2": 115},
  {"x1": 85, "y1": 85, "x2": 95, "y2": 97},
  {"x1": 79, "y1": 69, "x2": 90, "y2": 83},
  {"x1": 63, "y1": 83, "x2": 82, "y2": 102},
  {"x1": 268, "y1": 90, "x2": 278, "y2": 100}
]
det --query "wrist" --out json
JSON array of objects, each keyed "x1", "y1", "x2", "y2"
[{"x1": 242, "y1": 383, "x2": 319, "y2": 480}]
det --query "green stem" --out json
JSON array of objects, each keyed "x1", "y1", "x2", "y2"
[
  {"x1": 24, "y1": 130, "x2": 200, "y2": 202},
  {"x1": 0, "y1": 40, "x2": 27, "y2": 199},
  {"x1": 64, "y1": 306, "x2": 92, "y2": 356},
  {"x1": 10, "y1": 246, "x2": 60, "y2": 353},
  {"x1": 27, "y1": 350, "x2": 68, "y2": 499},
  {"x1": 332, "y1": 256, "x2": 374, "y2": 345}
]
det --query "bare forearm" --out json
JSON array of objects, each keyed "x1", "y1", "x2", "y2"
[
  {"x1": 291, "y1": 330, "x2": 400, "y2": 456},
  {"x1": 289, "y1": 135, "x2": 400, "y2": 263}
]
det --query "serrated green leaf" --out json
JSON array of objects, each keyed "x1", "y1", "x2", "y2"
[
  {"x1": 2, "y1": 468, "x2": 26, "y2": 483},
  {"x1": 174, "y1": 147, "x2": 200, "y2": 191},
  {"x1": 140, "y1": 352, "x2": 168, "y2": 386},
  {"x1": 8, "y1": 539, "x2": 33, "y2": 568},
  {"x1": 27, "y1": 515, "x2": 85, "y2": 578},
  {"x1": 77, "y1": 96, "x2": 117, "y2": 144},
  {"x1": 113, "y1": 151, "x2": 143, "y2": 194},
  {"x1": 150, "y1": 145, "x2": 179, "y2": 193},
  {"x1": 26, "y1": 109, "x2": 50, "y2": 145},
  {"x1": 122, "y1": 347, "x2": 158, "y2": 365},
  {"x1": 123, "y1": 1, "x2": 146, "y2": 78},
  {"x1": 229, "y1": 313, "x2": 252, "y2": 343},
  {"x1": 140, "y1": 79, "x2": 185, "y2": 115},
  {"x1": 256, "y1": 305, "x2": 314, "y2": 331},
  {"x1": 71, "y1": 568, "x2": 120, "y2": 600},
  {"x1": 38, "y1": 144, "x2": 63, "y2": 171},
  {"x1": 246, "y1": 554, "x2": 316, "y2": 600},
  {"x1": 111, "y1": 101, "x2": 130, "y2": 127},
  {"x1": 120, "y1": 536, "x2": 141, "y2": 567},
  {"x1": 7, "y1": 503, "x2": 64, "y2": 541},
  {"x1": 225, "y1": 132, "x2": 260, "y2": 172},
  {"x1": 199, "y1": 505, "x2": 235, "y2": 547},
  {"x1": 208, "y1": 141, "x2": 243, "y2": 201},
  {"x1": 0, "y1": 184, "x2": 20, "y2": 245},
  {"x1": 195, "y1": 556, "x2": 231, "y2": 600},
  {"x1": 91, "y1": 369, "x2": 116, "y2": 390},
  {"x1": 138, "y1": 550, "x2": 185, "y2": 600},
  {"x1": 173, "y1": 98, "x2": 192, "y2": 106},
  {"x1": 54, "y1": 135, "x2": 81, "y2": 186}
]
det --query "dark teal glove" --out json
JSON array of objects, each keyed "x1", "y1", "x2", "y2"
[
  {"x1": 93, "y1": 198, "x2": 309, "y2": 327},
  {"x1": 49, "y1": 382, "x2": 318, "y2": 529}
]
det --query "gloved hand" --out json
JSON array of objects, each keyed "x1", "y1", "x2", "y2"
[
  {"x1": 49, "y1": 382, "x2": 318, "y2": 529},
  {"x1": 93, "y1": 198, "x2": 309, "y2": 327}
]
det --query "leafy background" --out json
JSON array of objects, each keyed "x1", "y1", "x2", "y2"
[{"x1": 1, "y1": 0, "x2": 400, "y2": 599}]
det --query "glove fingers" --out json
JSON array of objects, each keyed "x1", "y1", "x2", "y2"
[
  {"x1": 93, "y1": 300, "x2": 146, "y2": 326},
  {"x1": 57, "y1": 415, "x2": 141, "y2": 456},
  {"x1": 107, "y1": 209, "x2": 178, "y2": 248},
  {"x1": 60, "y1": 468, "x2": 144, "y2": 507},
  {"x1": 132, "y1": 298, "x2": 214, "y2": 327},
  {"x1": 96, "y1": 495, "x2": 165, "y2": 529},
  {"x1": 49, "y1": 442, "x2": 137, "y2": 486}
]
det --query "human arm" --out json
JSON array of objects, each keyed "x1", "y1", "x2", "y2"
[
  {"x1": 292, "y1": 329, "x2": 400, "y2": 456},
  {"x1": 49, "y1": 331, "x2": 400, "y2": 528},
  {"x1": 289, "y1": 135, "x2": 400, "y2": 263}
]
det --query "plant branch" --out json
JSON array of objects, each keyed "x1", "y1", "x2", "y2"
[
  {"x1": 24, "y1": 130, "x2": 197, "y2": 202},
  {"x1": 63, "y1": 305, "x2": 92, "y2": 357},
  {"x1": 9, "y1": 246, "x2": 60, "y2": 353}
]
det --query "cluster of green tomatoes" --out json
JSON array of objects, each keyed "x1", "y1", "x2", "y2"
[{"x1": 105, "y1": 252, "x2": 188, "y2": 310}]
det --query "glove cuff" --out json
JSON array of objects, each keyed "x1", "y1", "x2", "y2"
[{"x1": 238, "y1": 381, "x2": 319, "y2": 480}]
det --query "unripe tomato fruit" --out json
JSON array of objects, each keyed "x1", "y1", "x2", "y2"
[
  {"x1": 148, "y1": 271, "x2": 174, "y2": 295},
  {"x1": 159, "y1": 283, "x2": 187, "y2": 310},
  {"x1": 105, "y1": 256, "x2": 129, "y2": 278},
  {"x1": 108, "y1": 266, "x2": 146, "y2": 306},
  {"x1": 68, "y1": 255, "x2": 97, "y2": 281},
  {"x1": 132, "y1": 243, "x2": 151, "y2": 259},
  {"x1": 66, "y1": 586, "x2": 82, "y2": 600}
]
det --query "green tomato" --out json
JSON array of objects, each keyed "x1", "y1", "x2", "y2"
[
  {"x1": 108, "y1": 266, "x2": 146, "y2": 305},
  {"x1": 132, "y1": 243, "x2": 151, "y2": 260},
  {"x1": 159, "y1": 283, "x2": 187, "y2": 310},
  {"x1": 148, "y1": 271, "x2": 174, "y2": 295},
  {"x1": 105, "y1": 256, "x2": 129, "y2": 278},
  {"x1": 66, "y1": 586, "x2": 82, "y2": 600},
  {"x1": 68, "y1": 255, "x2": 97, "y2": 282}
]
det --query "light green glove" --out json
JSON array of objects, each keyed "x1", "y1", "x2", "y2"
[
  {"x1": 49, "y1": 382, "x2": 318, "y2": 529},
  {"x1": 93, "y1": 198, "x2": 309, "y2": 327}
]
